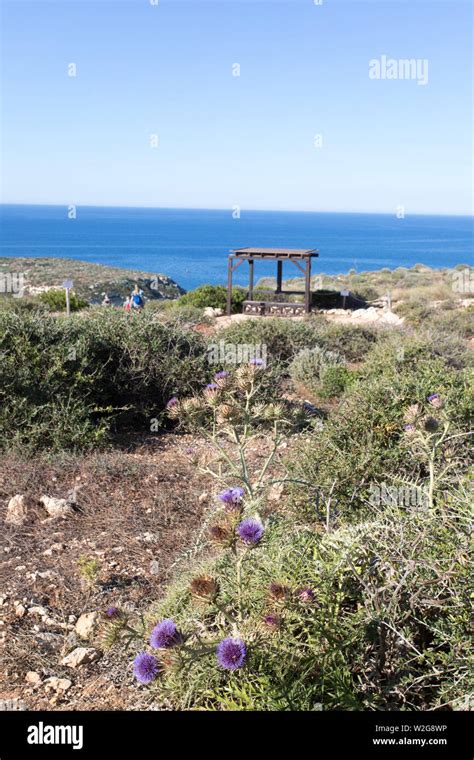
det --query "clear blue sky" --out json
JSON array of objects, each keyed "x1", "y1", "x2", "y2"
[{"x1": 1, "y1": 0, "x2": 472, "y2": 214}]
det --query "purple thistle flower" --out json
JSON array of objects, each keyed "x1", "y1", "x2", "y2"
[
  {"x1": 427, "y1": 393, "x2": 442, "y2": 408},
  {"x1": 237, "y1": 518, "x2": 264, "y2": 545},
  {"x1": 404, "y1": 423, "x2": 415, "y2": 431},
  {"x1": 205, "y1": 383, "x2": 219, "y2": 391},
  {"x1": 166, "y1": 397, "x2": 178, "y2": 409},
  {"x1": 133, "y1": 652, "x2": 159, "y2": 684},
  {"x1": 218, "y1": 486, "x2": 245, "y2": 510},
  {"x1": 263, "y1": 614, "x2": 280, "y2": 628},
  {"x1": 150, "y1": 619, "x2": 180, "y2": 649},
  {"x1": 105, "y1": 606, "x2": 120, "y2": 618},
  {"x1": 216, "y1": 637, "x2": 247, "y2": 670},
  {"x1": 249, "y1": 358, "x2": 265, "y2": 367},
  {"x1": 214, "y1": 370, "x2": 229, "y2": 380},
  {"x1": 298, "y1": 587, "x2": 316, "y2": 604}
]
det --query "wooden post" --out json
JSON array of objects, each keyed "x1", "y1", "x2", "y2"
[
  {"x1": 276, "y1": 260, "x2": 283, "y2": 293},
  {"x1": 304, "y1": 257, "x2": 311, "y2": 313},
  {"x1": 62, "y1": 279, "x2": 73, "y2": 317},
  {"x1": 248, "y1": 258, "x2": 254, "y2": 300},
  {"x1": 226, "y1": 255, "x2": 233, "y2": 316}
]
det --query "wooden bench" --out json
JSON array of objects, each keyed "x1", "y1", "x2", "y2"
[{"x1": 243, "y1": 300, "x2": 306, "y2": 316}]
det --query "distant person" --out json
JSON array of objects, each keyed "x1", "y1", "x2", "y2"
[
  {"x1": 123, "y1": 296, "x2": 132, "y2": 312},
  {"x1": 101, "y1": 293, "x2": 111, "y2": 307},
  {"x1": 131, "y1": 285, "x2": 145, "y2": 311}
]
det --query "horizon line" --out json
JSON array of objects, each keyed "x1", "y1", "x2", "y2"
[{"x1": 0, "y1": 202, "x2": 473, "y2": 219}]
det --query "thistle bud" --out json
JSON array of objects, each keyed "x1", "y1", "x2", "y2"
[
  {"x1": 189, "y1": 575, "x2": 219, "y2": 600},
  {"x1": 209, "y1": 523, "x2": 233, "y2": 546},
  {"x1": 403, "y1": 404, "x2": 421, "y2": 425}
]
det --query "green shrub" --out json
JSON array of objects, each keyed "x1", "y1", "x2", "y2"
[
  {"x1": 218, "y1": 318, "x2": 325, "y2": 367},
  {"x1": 349, "y1": 284, "x2": 379, "y2": 302},
  {"x1": 0, "y1": 310, "x2": 210, "y2": 451},
  {"x1": 289, "y1": 346, "x2": 344, "y2": 394},
  {"x1": 394, "y1": 300, "x2": 434, "y2": 325},
  {"x1": 178, "y1": 285, "x2": 246, "y2": 314},
  {"x1": 0, "y1": 296, "x2": 48, "y2": 315},
  {"x1": 213, "y1": 319, "x2": 320, "y2": 400},
  {"x1": 430, "y1": 306, "x2": 474, "y2": 339},
  {"x1": 121, "y1": 489, "x2": 471, "y2": 710},
  {"x1": 310, "y1": 322, "x2": 378, "y2": 362},
  {"x1": 146, "y1": 300, "x2": 211, "y2": 326},
  {"x1": 363, "y1": 329, "x2": 473, "y2": 372},
  {"x1": 319, "y1": 365, "x2": 353, "y2": 398},
  {"x1": 219, "y1": 318, "x2": 378, "y2": 371},
  {"x1": 287, "y1": 347, "x2": 473, "y2": 521},
  {"x1": 38, "y1": 288, "x2": 88, "y2": 312}
]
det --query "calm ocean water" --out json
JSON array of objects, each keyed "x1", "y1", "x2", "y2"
[{"x1": 0, "y1": 205, "x2": 472, "y2": 291}]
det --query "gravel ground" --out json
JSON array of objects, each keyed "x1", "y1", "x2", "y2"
[
  {"x1": 0, "y1": 430, "x2": 290, "y2": 710},
  {"x1": 0, "y1": 433, "x2": 216, "y2": 710}
]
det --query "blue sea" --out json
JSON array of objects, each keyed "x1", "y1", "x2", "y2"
[{"x1": 0, "y1": 205, "x2": 472, "y2": 291}]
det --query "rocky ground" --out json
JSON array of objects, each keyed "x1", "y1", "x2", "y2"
[
  {"x1": 0, "y1": 434, "x2": 215, "y2": 710},
  {"x1": 213, "y1": 306, "x2": 405, "y2": 330},
  {"x1": 0, "y1": 431, "x2": 290, "y2": 710}
]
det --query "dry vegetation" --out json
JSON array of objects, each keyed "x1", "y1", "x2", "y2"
[{"x1": 1, "y1": 262, "x2": 472, "y2": 712}]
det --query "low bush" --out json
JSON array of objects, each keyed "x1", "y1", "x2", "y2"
[
  {"x1": 145, "y1": 300, "x2": 211, "y2": 326},
  {"x1": 218, "y1": 317, "x2": 376, "y2": 369},
  {"x1": 319, "y1": 364, "x2": 353, "y2": 398},
  {"x1": 38, "y1": 288, "x2": 89, "y2": 312},
  {"x1": 289, "y1": 346, "x2": 345, "y2": 394},
  {"x1": 178, "y1": 285, "x2": 246, "y2": 314},
  {"x1": 393, "y1": 283, "x2": 456, "y2": 305},
  {"x1": 214, "y1": 319, "x2": 323, "y2": 400},
  {"x1": 430, "y1": 306, "x2": 474, "y2": 339},
  {"x1": 0, "y1": 310, "x2": 210, "y2": 451},
  {"x1": 217, "y1": 318, "x2": 323, "y2": 368},
  {"x1": 394, "y1": 300, "x2": 435, "y2": 325},
  {"x1": 363, "y1": 329, "x2": 473, "y2": 372},
  {"x1": 310, "y1": 322, "x2": 378, "y2": 363},
  {"x1": 349, "y1": 284, "x2": 379, "y2": 302},
  {"x1": 0, "y1": 296, "x2": 48, "y2": 315},
  {"x1": 287, "y1": 343, "x2": 473, "y2": 521}
]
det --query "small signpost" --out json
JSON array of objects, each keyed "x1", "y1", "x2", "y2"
[
  {"x1": 62, "y1": 279, "x2": 74, "y2": 317},
  {"x1": 340, "y1": 288, "x2": 350, "y2": 309}
]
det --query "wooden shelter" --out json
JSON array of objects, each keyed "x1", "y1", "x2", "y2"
[{"x1": 226, "y1": 247, "x2": 319, "y2": 316}]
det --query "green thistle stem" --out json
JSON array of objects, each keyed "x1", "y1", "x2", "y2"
[{"x1": 236, "y1": 552, "x2": 245, "y2": 623}]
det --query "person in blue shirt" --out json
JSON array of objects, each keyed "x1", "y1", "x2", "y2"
[{"x1": 131, "y1": 285, "x2": 145, "y2": 311}]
